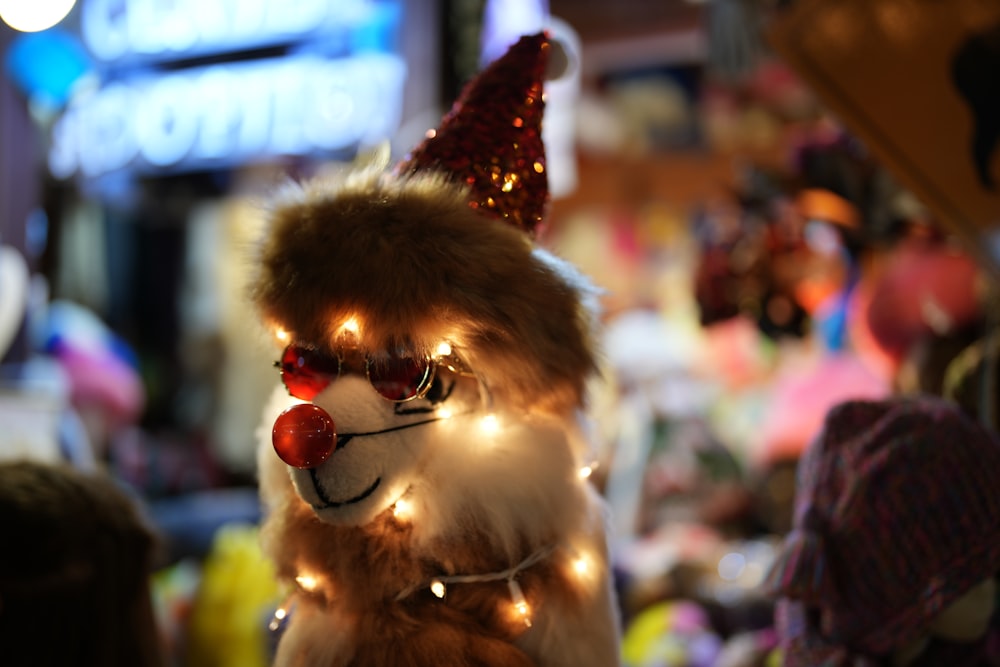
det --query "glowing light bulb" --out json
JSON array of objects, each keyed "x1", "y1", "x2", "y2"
[
  {"x1": 430, "y1": 580, "x2": 446, "y2": 598},
  {"x1": 508, "y1": 580, "x2": 532, "y2": 627},
  {"x1": 296, "y1": 574, "x2": 319, "y2": 592},
  {"x1": 435, "y1": 342, "x2": 452, "y2": 357},
  {"x1": 578, "y1": 465, "x2": 594, "y2": 479},
  {"x1": 480, "y1": 414, "x2": 500, "y2": 434},
  {"x1": 436, "y1": 407, "x2": 453, "y2": 420},
  {"x1": 340, "y1": 317, "x2": 360, "y2": 336},
  {"x1": 392, "y1": 498, "x2": 413, "y2": 521},
  {"x1": 0, "y1": 0, "x2": 76, "y2": 32},
  {"x1": 269, "y1": 606, "x2": 288, "y2": 631},
  {"x1": 572, "y1": 555, "x2": 590, "y2": 576},
  {"x1": 275, "y1": 327, "x2": 290, "y2": 343}
]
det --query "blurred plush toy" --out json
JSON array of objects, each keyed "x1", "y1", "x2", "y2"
[
  {"x1": 764, "y1": 395, "x2": 1000, "y2": 666},
  {"x1": 0, "y1": 460, "x2": 163, "y2": 667},
  {"x1": 250, "y1": 33, "x2": 621, "y2": 667},
  {"x1": 621, "y1": 599, "x2": 722, "y2": 667},
  {"x1": 185, "y1": 524, "x2": 281, "y2": 667},
  {"x1": 34, "y1": 300, "x2": 146, "y2": 457},
  {"x1": 861, "y1": 233, "x2": 984, "y2": 373}
]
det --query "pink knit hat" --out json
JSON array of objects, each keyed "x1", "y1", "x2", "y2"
[{"x1": 764, "y1": 395, "x2": 1000, "y2": 662}]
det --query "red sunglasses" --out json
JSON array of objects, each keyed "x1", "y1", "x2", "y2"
[{"x1": 276, "y1": 344, "x2": 436, "y2": 403}]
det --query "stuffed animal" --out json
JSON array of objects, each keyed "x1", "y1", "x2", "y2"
[
  {"x1": 250, "y1": 33, "x2": 622, "y2": 667},
  {"x1": 764, "y1": 395, "x2": 1000, "y2": 666}
]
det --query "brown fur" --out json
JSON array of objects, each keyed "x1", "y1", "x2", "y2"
[
  {"x1": 264, "y1": 491, "x2": 589, "y2": 667},
  {"x1": 250, "y1": 170, "x2": 598, "y2": 415}
]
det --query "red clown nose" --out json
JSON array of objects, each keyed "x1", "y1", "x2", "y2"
[{"x1": 272, "y1": 404, "x2": 337, "y2": 469}]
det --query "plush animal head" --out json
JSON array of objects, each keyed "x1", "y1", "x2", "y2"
[{"x1": 251, "y1": 34, "x2": 601, "y2": 531}]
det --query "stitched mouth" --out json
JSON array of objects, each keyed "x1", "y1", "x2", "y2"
[
  {"x1": 303, "y1": 412, "x2": 468, "y2": 510},
  {"x1": 310, "y1": 470, "x2": 381, "y2": 509}
]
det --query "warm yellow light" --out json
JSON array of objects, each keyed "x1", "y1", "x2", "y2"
[
  {"x1": 513, "y1": 600, "x2": 532, "y2": 627},
  {"x1": 435, "y1": 342, "x2": 452, "y2": 357},
  {"x1": 296, "y1": 574, "x2": 319, "y2": 591},
  {"x1": 436, "y1": 407, "x2": 453, "y2": 420},
  {"x1": 340, "y1": 316, "x2": 360, "y2": 336},
  {"x1": 0, "y1": 0, "x2": 76, "y2": 32},
  {"x1": 578, "y1": 465, "x2": 594, "y2": 479},
  {"x1": 480, "y1": 414, "x2": 500, "y2": 434},
  {"x1": 275, "y1": 327, "x2": 290, "y2": 343},
  {"x1": 430, "y1": 580, "x2": 446, "y2": 598},
  {"x1": 392, "y1": 498, "x2": 413, "y2": 521},
  {"x1": 507, "y1": 580, "x2": 532, "y2": 627},
  {"x1": 268, "y1": 606, "x2": 289, "y2": 631},
  {"x1": 572, "y1": 556, "x2": 590, "y2": 576}
]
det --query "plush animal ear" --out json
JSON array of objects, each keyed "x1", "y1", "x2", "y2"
[{"x1": 395, "y1": 32, "x2": 551, "y2": 237}]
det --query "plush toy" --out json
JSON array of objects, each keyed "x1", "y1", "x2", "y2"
[
  {"x1": 250, "y1": 33, "x2": 622, "y2": 667},
  {"x1": 621, "y1": 599, "x2": 722, "y2": 667},
  {"x1": 764, "y1": 395, "x2": 1000, "y2": 666}
]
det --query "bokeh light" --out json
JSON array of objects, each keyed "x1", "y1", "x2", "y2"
[{"x1": 0, "y1": 0, "x2": 77, "y2": 33}]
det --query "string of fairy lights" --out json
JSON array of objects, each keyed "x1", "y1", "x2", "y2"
[
  {"x1": 269, "y1": 454, "x2": 600, "y2": 630},
  {"x1": 395, "y1": 544, "x2": 558, "y2": 627},
  {"x1": 270, "y1": 516, "x2": 599, "y2": 632}
]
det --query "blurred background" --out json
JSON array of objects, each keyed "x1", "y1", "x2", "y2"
[{"x1": 2, "y1": 0, "x2": 999, "y2": 665}]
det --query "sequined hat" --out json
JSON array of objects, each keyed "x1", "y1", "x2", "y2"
[{"x1": 395, "y1": 32, "x2": 550, "y2": 236}]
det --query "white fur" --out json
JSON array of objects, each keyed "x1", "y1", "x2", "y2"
[
  {"x1": 516, "y1": 488, "x2": 622, "y2": 667},
  {"x1": 408, "y1": 407, "x2": 589, "y2": 559},
  {"x1": 291, "y1": 375, "x2": 427, "y2": 526},
  {"x1": 531, "y1": 246, "x2": 605, "y2": 332}
]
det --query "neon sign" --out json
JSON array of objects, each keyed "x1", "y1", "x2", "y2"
[
  {"x1": 49, "y1": 54, "x2": 405, "y2": 178},
  {"x1": 80, "y1": 0, "x2": 392, "y2": 62},
  {"x1": 48, "y1": 0, "x2": 406, "y2": 179}
]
